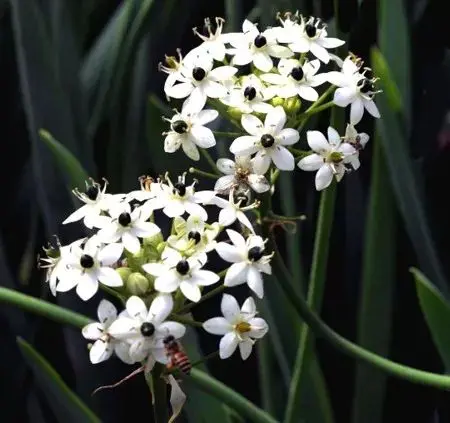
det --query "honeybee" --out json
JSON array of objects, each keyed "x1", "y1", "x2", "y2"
[
  {"x1": 163, "y1": 335, "x2": 191, "y2": 375},
  {"x1": 139, "y1": 175, "x2": 154, "y2": 192}
]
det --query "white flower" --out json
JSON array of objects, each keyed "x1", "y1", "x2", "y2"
[
  {"x1": 82, "y1": 299, "x2": 132, "y2": 364},
  {"x1": 159, "y1": 49, "x2": 187, "y2": 94},
  {"x1": 276, "y1": 15, "x2": 345, "y2": 63},
  {"x1": 148, "y1": 174, "x2": 214, "y2": 221},
  {"x1": 327, "y1": 56, "x2": 381, "y2": 124},
  {"x1": 165, "y1": 52, "x2": 237, "y2": 111},
  {"x1": 164, "y1": 102, "x2": 218, "y2": 161},
  {"x1": 343, "y1": 123, "x2": 370, "y2": 151},
  {"x1": 192, "y1": 17, "x2": 229, "y2": 62},
  {"x1": 203, "y1": 294, "x2": 268, "y2": 359},
  {"x1": 297, "y1": 127, "x2": 358, "y2": 191},
  {"x1": 62, "y1": 179, "x2": 123, "y2": 229},
  {"x1": 55, "y1": 236, "x2": 123, "y2": 301},
  {"x1": 230, "y1": 106, "x2": 299, "y2": 173},
  {"x1": 212, "y1": 189, "x2": 258, "y2": 233},
  {"x1": 261, "y1": 58, "x2": 327, "y2": 102},
  {"x1": 220, "y1": 74, "x2": 274, "y2": 114},
  {"x1": 126, "y1": 176, "x2": 158, "y2": 204},
  {"x1": 96, "y1": 201, "x2": 160, "y2": 254},
  {"x1": 215, "y1": 155, "x2": 270, "y2": 194},
  {"x1": 143, "y1": 248, "x2": 220, "y2": 302},
  {"x1": 215, "y1": 229, "x2": 272, "y2": 298},
  {"x1": 227, "y1": 19, "x2": 292, "y2": 72},
  {"x1": 108, "y1": 295, "x2": 185, "y2": 365}
]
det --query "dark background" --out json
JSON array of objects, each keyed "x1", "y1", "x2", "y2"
[{"x1": 1, "y1": 0, "x2": 450, "y2": 422}]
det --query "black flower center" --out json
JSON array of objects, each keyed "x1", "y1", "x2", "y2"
[
  {"x1": 357, "y1": 79, "x2": 374, "y2": 94},
  {"x1": 192, "y1": 67, "x2": 206, "y2": 81},
  {"x1": 176, "y1": 259, "x2": 190, "y2": 275},
  {"x1": 118, "y1": 212, "x2": 131, "y2": 227},
  {"x1": 260, "y1": 134, "x2": 275, "y2": 148},
  {"x1": 171, "y1": 120, "x2": 188, "y2": 134},
  {"x1": 140, "y1": 322, "x2": 155, "y2": 337},
  {"x1": 188, "y1": 231, "x2": 202, "y2": 244},
  {"x1": 248, "y1": 246, "x2": 264, "y2": 262},
  {"x1": 305, "y1": 24, "x2": 317, "y2": 38},
  {"x1": 244, "y1": 86, "x2": 257, "y2": 101},
  {"x1": 85, "y1": 186, "x2": 99, "y2": 201},
  {"x1": 290, "y1": 66, "x2": 304, "y2": 81},
  {"x1": 173, "y1": 182, "x2": 186, "y2": 197},
  {"x1": 254, "y1": 35, "x2": 267, "y2": 48},
  {"x1": 80, "y1": 254, "x2": 94, "y2": 269}
]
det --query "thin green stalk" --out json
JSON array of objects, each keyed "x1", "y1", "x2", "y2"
[
  {"x1": 284, "y1": 183, "x2": 337, "y2": 423},
  {"x1": 305, "y1": 86, "x2": 336, "y2": 113},
  {"x1": 304, "y1": 101, "x2": 335, "y2": 116},
  {"x1": 184, "y1": 369, "x2": 278, "y2": 423},
  {"x1": 0, "y1": 287, "x2": 91, "y2": 328},
  {"x1": 149, "y1": 363, "x2": 168, "y2": 423},
  {"x1": 213, "y1": 131, "x2": 243, "y2": 138},
  {"x1": 200, "y1": 149, "x2": 220, "y2": 175},
  {"x1": 189, "y1": 167, "x2": 219, "y2": 180},
  {"x1": 258, "y1": 338, "x2": 277, "y2": 416},
  {"x1": 191, "y1": 350, "x2": 220, "y2": 368},
  {"x1": 177, "y1": 284, "x2": 226, "y2": 313},
  {"x1": 169, "y1": 314, "x2": 203, "y2": 328}
]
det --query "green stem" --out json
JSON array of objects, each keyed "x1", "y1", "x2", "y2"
[
  {"x1": 189, "y1": 167, "x2": 219, "y2": 180},
  {"x1": 284, "y1": 183, "x2": 337, "y2": 423},
  {"x1": 191, "y1": 350, "x2": 220, "y2": 368},
  {"x1": 304, "y1": 100, "x2": 335, "y2": 116},
  {"x1": 150, "y1": 363, "x2": 168, "y2": 423},
  {"x1": 177, "y1": 284, "x2": 226, "y2": 313},
  {"x1": 0, "y1": 287, "x2": 91, "y2": 328},
  {"x1": 213, "y1": 131, "x2": 243, "y2": 138},
  {"x1": 184, "y1": 369, "x2": 278, "y2": 423},
  {"x1": 305, "y1": 86, "x2": 336, "y2": 113},
  {"x1": 200, "y1": 149, "x2": 220, "y2": 175},
  {"x1": 99, "y1": 285, "x2": 126, "y2": 304},
  {"x1": 169, "y1": 314, "x2": 203, "y2": 328}
]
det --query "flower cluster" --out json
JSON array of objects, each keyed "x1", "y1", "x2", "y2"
[
  {"x1": 41, "y1": 174, "x2": 270, "y2": 368},
  {"x1": 160, "y1": 13, "x2": 379, "y2": 191}
]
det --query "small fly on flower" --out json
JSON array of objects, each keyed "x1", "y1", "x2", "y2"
[
  {"x1": 163, "y1": 335, "x2": 192, "y2": 375},
  {"x1": 139, "y1": 175, "x2": 154, "y2": 191}
]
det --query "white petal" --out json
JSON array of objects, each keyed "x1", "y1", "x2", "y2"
[
  {"x1": 129, "y1": 339, "x2": 150, "y2": 362},
  {"x1": 157, "y1": 321, "x2": 186, "y2": 339},
  {"x1": 148, "y1": 294, "x2": 173, "y2": 325},
  {"x1": 221, "y1": 293, "x2": 240, "y2": 322},
  {"x1": 298, "y1": 153, "x2": 324, "y2": 171},
  {"x1": 155, "y1": 271, "x2": 180, "y2": 293},
  {"x1": 318, "y1": 37, "x2": 345, "y2": 48},
  {"x1": 97, "y1": 300, "x2": 117, "y2": 327},
  {"x1": 237, "y1": 211, "x2": 255, "y2": 233},
  {"x1": 289, "y1": 37, "x2": 310, "y2": 53},
  {"x1": 224, "y1": 262, "x2": 248, "y2": 287},
  {"x1": 89, "y1": 340, "x2": 112, "y2": 364},
  {"x1": 142, "y1": 262, "x2": 167, "y2": 277},
  {"x1": 108, "y1": 317, "x2": 138, "y2": 339},
  {"x1": 98, "y1": 243, "x2": 123, "y2": 266},
  {"x1": 55, "y1": 273, "x2": 78, "y2": 293},
  {"x1": 241, "y1": 297, "x2": 256, "y2": 316},
  {"x1": 82, "y1": 323, "x2": 103, "y2": 340},
  {"x1": 132, "y1": 221, "x2": 161, "y2": 238},
  {"x1": 216, "y1": 242, "x2": 242, "y2": 263},
  {"x1": 364, "y1": 99, "x2": 380, "y2": 119},
  {"x1": 264, "y1": 106, "x2": 286, "y2": 134},
  {"x1": 114, "y1": 342, "x2": 134, "y2": 364},
  {"x1": 253, "y1": 52, "x2": 273, "y2": 72},
  {"x1": 238, "y1": 340, "x2": 253, "y2": 360},
  {"x1": 166, "y1": 82, "x2": 194, "y2": 99},
  {"x1": 334, "y1": 87, "x2": 356, "y2": 107},
  {"x1": 76, "y1": 274, "x2": 98, "y2": 301},
  {"x1": 247, "y1": 174, "x2": 270, "y2": 193},
  {"x1": 179, "y1": 281, "x2": 202, "y2": 302},
  {"x1": 266, "y1": 44, "x2": 293, "y2": 59},
  {"x1": 298, "y1": 85, "x2": 319, "y2": 102},
  {"x1": 209, "y1": 66, "x2": 238, "y2": 81},
  {"x1": 327, "y1": 126, "x2": 341, "y2": 147},
  {"x1": 247, "y1": 266, "x2": 264, "y2": 298},
  {"x1": 184, "y1": 202, "x2": 208, "y2": 221},
  {"x1": 231, "y1": 49, "x2": 253, "y2": 66},
  {"x1": 315, "y1": 164, "x2": 334, "y2": 191},
  {"x1": 252, "y1": 151, "x2": 271, "y2": 175},
  {"x1": 203, "y1": 317, "x2": 232, "y2": 335},
  {"x1": 122, "y1": 232, "x2": 141, "y2": 254},
  {"x1": 350, "y1": 98, "x2": 364, "y2": 125},
  {"x1": 277, "y1": 128, "x2": 300, "y2": 146},
  {"x1": 259, "y1": 73, "x2": 286, "y2": 85},
  {"x1": 226, "y1": 229, "x2": 246, "y2": 250},
  {"x1": 327, "y1": 71, "x2": 347, "y2": 87},
  {"x1": 196, "y1": 109, "x2": 219, "y2": 125},
  {"x1": 191, "y1": 270, "x2": 220, "y2": 286},
  {"x1": 203, "y1": 80, "x2": 228, "y2": 98},
  {"x1": 183, "y1": 87, "x2": 207, "y2": 111},
  {"x1": 179, "y1": 138, "x2": 199, "y2": 161},
  {"x1": 307, "y1": 130, "x2": 330, "y2": 153},
  {"x1": 248, "y1": 317, "x2": 269, "y2": 338},
  {"x1": 241, "y1": 114, "x2": 264, "y2": 136},
  {"x1": 126, "y1": 296, "x2": 148, "y2": 320},
  {"x1": 219, "y1": 332, "x2": 239, "y2": 359},
  {"x1": 230, "y1": 136, "x2": 259, "y2": 156},
  {"x1": 152, "y1": 347, "x2": 168, "y2": 364},
  {"x1": 163, "y1": 200, "x2": 185, "y2": 218},
  {"x1": 190, "y1": 126, "x2": 216, "y2": 148},
  {"x1": 214, "y1": 175, "x2": 235, "y2": 193},
  {"x1": 62, "y1": 204, "x2": 89, "y2": 225},
  {"x1": 164, "y1": 133, "x2": 182, "y2": 153},
  {"x1": 216, "y1": 158, "x2": 235, "y2": 175},
  {"x1": 219, "y1": 207, "x2": 237, "y2": 227},
  {"x1": 271, "y1": 146, "x2": 295, "y2": 171},
  {"x1": 310, "y1": 42, "x2": 330, "y2": 63}
]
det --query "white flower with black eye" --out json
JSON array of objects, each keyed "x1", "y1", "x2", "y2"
[
  {"x1": 55, "y1": 236, "x2": 123, "y2": 301},
  {"x1": 164, "y1": 102, "x2": 218, "y2": 161},
  {"x1": 261, "y1": 58, "x2": 327, "y2": 102},
  {"x1": 203, "y1": 294, "x2": 268, "y2": 360},
  {"x1": 108, "y1": 295, "x2": 185, "y2": 366},
  {"x1": 215, "y1": 155, "x2": 270, "y2": 195},
  {"x1": 297, "y1": 127, "x2": 358, "y2": 191},
  {"x1": 143, "y1": 247, "x2": 220, "y2": 303},
  {"x1": 165, "y1": 52, "x2": 237, "y2": 111},
  {"x1": 230, "y1": 106, "x2": 299, "y2": 174},
  {"x1": 96, "y1": 202, "x2": 160, "y2": 254},
  {"x1": 215, "y1": 229, "x2": 273, "y2": 298},
  {"x1": 62, "y1": 179, "x2": 123, "y2": 229},
  {"x1": 227, "y1": 19, "x2": 293, "y2": 72},
  {"x1": 148, "y1": 174, "x2": 214, "y2": 221},
  {"x1": 82, "y1": 299, "x2": 133, "y2": 364},
  {"x1": 276, "y1": 14, "x2": 345, "y2": 63},
  {"x1": 220, "y1": 74, "x2": 274, "y2": 114},
  {"x1": 327, "y1": 56, "x2": 381, "y2": 124},
  {"x1": 192, "y1": 17, "x2": 229, "y2": 62}
]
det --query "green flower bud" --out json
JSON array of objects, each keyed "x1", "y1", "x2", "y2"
[
  {"x1": 270, "y1": 96, "x2": 284, "y2": 107},
  {"x1": 125, "y1": 248, "x2": 147, "y2": 272},
  {"x1": 156, "y1": 242, "x2": 166, "y2": 255},
  {"x1": 126, "y1": 272, "x2": 151, "y2": 296},
  {"x1": 172, "y1": 216, "x2": 186, "y2": 236},
  {"x1": 227, "y1": 107, "x2": 243, "y2": 121},
  {"x1": 116, "y1": 267, "x2": 132, "y2": 283},
  {"x1": 284, "y1": 96, "x2": 302, "y2": 115},
  {"x1": 143, "y1": 231, "x2": 164, "y2": 248}
]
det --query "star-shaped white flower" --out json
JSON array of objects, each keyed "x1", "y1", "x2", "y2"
[
  {"x1": 276, "y1": 15, "x2": 345, "y2": 63},
  {"x1": 62, "y1": 179, "x2": 123, "y2": 229},
  {"x1": 261, "y1": 58, "x2": 327, "y2": 102},
  {"x1": 297, "y1": 127, "x2": 358, "y2": 191},
  {"x1": 220, "y1": 74, "x2": 274, "y2": 114},
  {"x1": 55, "y1": 236, "x2": 123, "y2": 301},
  {"x1": 82, "y1": 299, "x2": 133, "y2": 364},
  {"x1": 96, "y1": 201, "x2": 160, "y2": 254},
  {"x1": 164, "y1": 102, "x2": 218, "y2": 161},
  {"x1": 143, "y1": 248, "x2": 220, "y2": 302},
  {"x1": 203, "y1": 294, "x2": 268, "y2": 359},
  {"x1": 327, "y1": 56, "x2": 381, "y2": 124},
  {"x1": 165, "y1": 52, "x2": 237, "y2": 111},
  {"x1": 215, "y1": 155, "x2": 270, "y2": 195},
  {"x1": 192, "y1": 17, "x2": 229, "y2": 62},
  {"x1": 230, "y1": 106, "x2": 299, "y2": 174},
  {"x1": 215, "y1": 229, "x2": 272, "y2": 298},
  {"x1": 227, "y1": 19, "x2": 293, "y2": 72},
  {"x1": 108, "y1": 295, "x2": 185, "y2": 365}
]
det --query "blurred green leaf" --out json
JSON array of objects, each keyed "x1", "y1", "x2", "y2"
[
  {"x1": 225, "y1": 0, "x2": 241, "y2": 31},
  {"x1": 17, "y1": 338, "x2": 100, "y2": 423},
  {"x1": 352, "y1": 132, "x2": 396, "y2": 423},
  {"x1": 412, "y1": 268, "x2": 450, "y2": 370},
  {"x1": 39, "y1": 129, "x2": 89, "y2": 190}
]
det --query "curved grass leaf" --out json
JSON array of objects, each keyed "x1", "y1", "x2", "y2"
[
  {"x1": 17, "y1": 338, "x2": 100, "y2": 423},
  {"x1": 412, "y1": 268, "x2": 450, "y2": 370}
]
